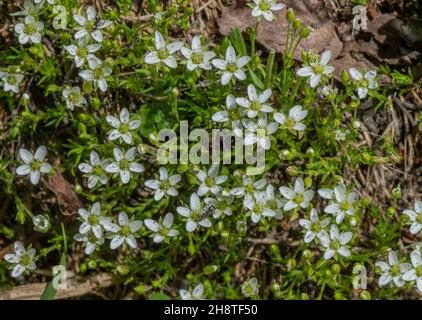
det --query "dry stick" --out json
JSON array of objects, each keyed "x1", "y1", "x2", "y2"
[{"x1": 0, "y1": 273, "x2": 114, "y2": 300}]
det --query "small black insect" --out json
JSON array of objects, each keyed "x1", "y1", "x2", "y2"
[
  {"x1": 200, "y1": 204, "x2": 216, "y2": 219},
  {"x1": 93, "y1": 15, "x2": 106, "y2": 29}
]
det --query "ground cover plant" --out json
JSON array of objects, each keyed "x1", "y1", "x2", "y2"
[{"x1": 0, "y1": 0, "x2": 421, "y2": 300}]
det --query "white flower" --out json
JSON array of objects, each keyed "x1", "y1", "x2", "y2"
[
  {"x1": 78, "y1": 202, "x2": 104, "y2": 239},
  {"x1": 179, "y1": 283, "x2": 204, "y2": 300},
  {"x1": 181, "y1": 36, "x2": 216, "y2": 71},
  {"x1": 231, "y1": 175, "x2": 267, "y2": 207},
  {"x1": 318, "y1": 225, "x2": 353, "y2": 259},
  {"x1": 279, "y1": 177, "x2": 314, "y2": 211},
  {"x1": 265, "y1": 184, "x2": 284, "y2": 220},
  {"x1": 144, "y1": 212, "x2": 179, "y2": 243},
  {"x1": 241, "y1": 278, "x2": 259, "y2": 297},
  {"x1": 64, "y1": 39, "x2": 101, "y2": 68},
  {"x1": 196, "y1": 165, "x2": 228, "y2": 196},
  {"x1": 250, "y1": 0, "x2": 285, "y2": 21},
  {"x1": 212, "y1": 46, "x2": 251, "y2": 85},
  {"x1": 244, "y1": 191, "x2": 275, "y2": 223},
  {"x1": 73, "y1": 5, "x2": 111, "y2": 43},
  {"x1": 102, "y1": 212, "x2": 143, "y2": 250},
  {"x1": 78, "y1": 151, "x2": 109, "y2": 189},
  {"x1": 349, "y1": 68, "x2": 377, "y2": 99},
  {"x1": 106, "y1": 108, "x2": 141, "y2": 145},
  {"x1": 0, "y1": 72, "x2": 24, "y2": 93},
  {"x1": 296, "y1": 50, "x2": 335, "y2": 88},
  {"x1": 299, "y1": 208, "x2": 330, "y2": 243},
  {"x1": 14, "y1": 15, "x2": 44, "y2": 44},
  {"x1": 318, "y1": 183, "x2": 358, "y2": 224},
  {"x1": 144, "y1": 167, "x2": 181, "y2": 201},
  {"x1": 402, "y1": 251, "x2": 422, "y2": 293},
  {"x1": 4, "y1": 241, "x2": 37, "y2": 278},
  {"x1": 144, "y1": 31, "x2": 183, "y2": 68},
  {"x1": 62, "y1": 86, "x2": 87, "y2": 110},
  {"x1": 236, "y1": 84, "x2": 273, "y2": 118},
  {"x1": 243, "y1": 115, "x2": 279, "y2": 150},
  {"x1": 204, "y1": 195, "x2": 234, "y2": 219},
  {"x1": 177, "y1": 193, "x2": 212, "y2": 232},
  {"x1": 211, "y1": 94, "x2": 246, "y2": 136},
  {"x1": 74, "y1": 232, "x2": 104, "y2": 255},
  {"x1": 274, "y1": 105, "x2": 308, "y2": 131},
  {"x1": 79, "y1": 56, "x2": 112, "y2": 92},
  {"x1": 403, "y1": 201, "x2": 422, "y2": 234},
  {"x1": 10, "y1": 0, "x2": 43, "y2": 17},
  {"x1": 16, "y1": 146, "x2": 52, "y2": 185},
  {"x1": 105, "y1": 147, "x2": 144, "y2": 184},
  {"x1": 375, "y1": 250, "x2": 411, "y2": 288}
]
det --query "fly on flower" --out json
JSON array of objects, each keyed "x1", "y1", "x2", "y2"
[{"x1": 73, "y1": 6, "x2": 111, "y2": 43}]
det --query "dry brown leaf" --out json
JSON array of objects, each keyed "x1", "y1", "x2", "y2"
[{"x1": 45, "y1": 172, "x2": 82, "y2": 216}]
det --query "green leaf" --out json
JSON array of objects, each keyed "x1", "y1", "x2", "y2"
[
  {"x1": 150, "y1": 292, "x2": 171, "y2": 300},
  {"x1": 228, "y1": 28, "x2": 247, "y2": 56}
]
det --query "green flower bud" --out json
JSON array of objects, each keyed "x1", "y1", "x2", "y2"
[
  {"x1": 293, "y1": 19, "x2": 302, "y2": 30},
  {"x1": 304, "y1": 177, "x2": 313, "y2": 187},
  {"x1": 300, "y1": 293, "x2": 310, "y2": 300},
  {"x1": 270, "y1": 282, "x2": 281, "y2": 292},
  {"x1": 134, "y1": 284, "x2": 147, "y2": 295},
  {"x1": 87, "y1": 260, "x2": 97, "y2": 270},
  {"x1": 287, "y1": 258, "x2": 296, "y2": 270},
  {"x1": 221, "y1": 230, "x2": 230, "y2": 238},
  {"x1": 306, "y1": 147, "x2": 315, "y2": 157},
  {"x1": 391, "y1": 186, "x2": 401, "y2": 200},
  {"x1": 341, "y1": 69, "x2": 349, "y2": 84},
  {"x1": 299, "y1": 27, "x2": 311, "y2": 38},
  {"x1": 331, "y1": 264, "x2": 341, "y2": 274},
  {"x1": 360, "y1": 290, "x2": 371, "y2": 300},
  {"x1": 286, "y1": 9, "x2": 295, "y2": 23},
  {"x1": 302, "y1": 249, "x2": 312, "y2": 259},
  {"x1": 203, "y1": 265, "x2": 218, "y2": 275},
  {"x1": 386, "y1": 207, "x2": 395, "y2": 216},
  {"x1": 287, "y1": 166, "x2": 298, "y2": 176},
  {"x1": 117, "y1": 265, "x2": 130, "y2": 275}
]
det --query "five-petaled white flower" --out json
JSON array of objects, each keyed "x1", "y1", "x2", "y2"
[
  {"x1": 250, "y1": 0, "x2": 285, "y2": 21},
  {"x1": 144, "y1": 167, "x2": 181, "y2": 201},
  {"x1": 236, "y1": 84, "x2": 273, "y2": 118},
  {"x1": 212, "y1": 46, "x2": 250, "y2": 85},
  {"x1": 78, "y1": 202, "x2": 104, "y2": 239},
  {"x1": 62, "y1": 86, "x2": 87, "y2": 110},
  {"x1": 14, "y1": 15, "x2": 44, "y2": 44},
  {"x1": 144, "y1": 212, "x2": 179, "y2": 243},
  {"x1": 243, "y1": 115, "x2": 279, "y2": 150},
  {"x1": 402, "y1": 251, "x2": 422, "y2": 293},
  {"x1": 318, "y1": 183, "x2": 358, "y2": 224},
  {"x1": 78, "y1": 150, "x2": 109, "y2": 189},
  {"x1": 16, "y1": 146, "x2": 52, "y2": 185},
  {"x1": 64, "y1": 39, "x2": 101, "y2": 68},
  {"x1": 274, "y1": 105, "x2": 308, "y2": 131},
  {"x1": 299, "y1": 208, "x2": 330, "y2": 243},
  {"x1": 4, "y1": 241, "x2": 37, "y2": 278},
  {"x1": 403, "y1": 201, "x2": 422, "y2": 235},
  {"x1": 0, "y1": 72, "x2": 24, "y2": 93},
  {"x1": 279, "y1": 177, "x2": 314, "y2": 211},
  {"x1": 244, "y1": 190, "x2": 276, "y2": 223},
  {"x1": 181, "y1": 35, "x2": 216, "y2": 71},
  {"x1": 349, "y1": 68, "x2": 377, "y2": 99},
  {"x1": 211, "y1": 94, "x2": 246, "y2": 136},
  {"x1": 231, "y1": 175, "x2": 267, "y2": 207},
  {"x1": 105, "y1": 147, "x2": 144, "y2": 184},
  {"x1": 204, "y1": 195, "x2": 234, "y2": 219},
  {"x1": 297, "y1": 50, "x2": 335, "y2": 88},
  {"x1": 318, "y1": 225, "x2": 353, "y2": 260},
  {"x1": 144, "y1": 31, "x2": 183, "y2": 68},
  {"x1": 177, "y1": 193, "x2": 212, "y2": 232},
  {"x1": 196, "y1": 165, "x2": 228, "y2": 196},
  {"x1": 375, "y1": 250, "x2": 411, "y2": 288},
  {"x1": 241, "y1": 278, "x2": 259, "y2": 297},
  {"x1": 102, "y1": 212, "x2": 143, "y2": 250},
  {"x1": 74, "y1": 232, "x2": 104, "y2": 255},
  {"x1": 106, "y1": 108, "x2": 141, "y2": 145},
  {"x1": 73, "y1": 5, "x2": 111, "y2": 43},
  {"x1": 179, "y1": 283, "x2": 204, "y2": 300},
  {"x1": 79, "y1": 56, "x2": 112, "y2": 92}
]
